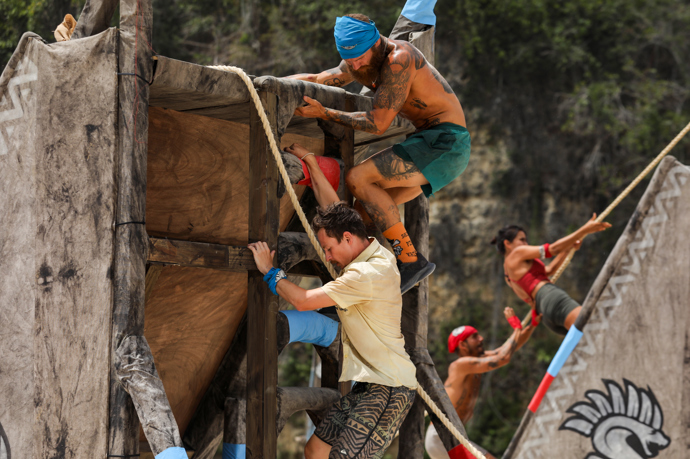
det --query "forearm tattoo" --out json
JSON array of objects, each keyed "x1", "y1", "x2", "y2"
[{"x1": 323, "y1": 108, "x2": 379, "y2": 133}]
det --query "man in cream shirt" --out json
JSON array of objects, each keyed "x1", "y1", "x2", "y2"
[{"x1": 248, "y1": 144, "x2": 417, "y2": 459}]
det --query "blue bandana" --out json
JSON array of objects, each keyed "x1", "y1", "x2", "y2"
[{"x1": 334, "y1": 16, "x2": 380, "y2": 60}]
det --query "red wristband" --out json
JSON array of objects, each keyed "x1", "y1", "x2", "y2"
[
  {"x1": 508, "y1": 315, "x2": 523, "y2": 330},
  {"x1": 544, "y1": 243, "x2": 552, "y2": 258},
  {"x1": 532, "y1": 308, "x2": 540, "y2": 326}
]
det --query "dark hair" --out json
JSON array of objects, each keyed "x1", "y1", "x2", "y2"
[
  {"x1": 312, "y1": 202, "x2": 368, "y2": 242},
  {"x1": 345, "y1": 13, "x2": 373, "y2": 23},
  {"x1": 491, "y1": 225, "x2": 526, "y2": 255}
]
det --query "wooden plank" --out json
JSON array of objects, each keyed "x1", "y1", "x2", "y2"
[
  {"x1": 320, "y1": 94, "x2": 355, "y2": 205},
  {"x1": 246, "y1": 91, "x2": 280, "y2": 459},
  {"x1": 183, "y1": 316, "x2": 248, "y2": 459},
  {"x1": 109, "y1": 0, "x2": 153, "y2": 455},
  {"x1": 149, "y1": 56, "x2": 250, "y2": 112},
  {"x1": 143, "y1": 266, "x2": 248, "y2": 437},
  {"x1": 147, "y1": 237, "x2": 256, "y2": 271},
  {"x1": 146, "y1": 106, "x2": 322, "y2": 245}
]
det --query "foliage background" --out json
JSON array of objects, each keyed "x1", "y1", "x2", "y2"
[{"x1": 3, "y1": 0, "x2": 689, "y2": 456}]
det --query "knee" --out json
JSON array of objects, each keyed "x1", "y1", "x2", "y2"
[
  {"x1": 304, "y1": 437, "x2": 322, "y2": 459},
  {"x1": 345, "y1": 165, "x2": 369, "y2": 193}
]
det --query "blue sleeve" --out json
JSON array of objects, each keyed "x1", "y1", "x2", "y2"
[{"x1": 401, "y1": 0, "x2": 438, "y2": 26}]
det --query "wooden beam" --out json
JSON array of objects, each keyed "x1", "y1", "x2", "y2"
[
  {"x1": 149, "y1": 56, "x2": 250, "y2": 113},
  {"x1": 147, "y1": 237, "x2": 256, "y2": 271},
  {"x1": 276, "y1": 387, "x2": 341, "y2": 435},
  {"x1": 183, "y1": 315, "x2": 248, "y2": 459},
  {"x1": 319, "y1": 94, "x2": 355, "y2": 205},
  {"x1": 108, "y1": 0, "x2": 153, "y2": 456},
  {"x1": 246, "y1": 91, "x2": 280, "y2": 459}
]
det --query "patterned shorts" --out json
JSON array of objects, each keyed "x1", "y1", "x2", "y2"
[{"x1": 314, "y1": 382, "x2": 416, "y2": 459}]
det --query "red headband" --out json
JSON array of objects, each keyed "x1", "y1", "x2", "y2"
[{"x1": 448, "y1": 325, "x2": 478, "y2": 353}]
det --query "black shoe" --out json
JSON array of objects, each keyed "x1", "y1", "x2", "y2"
[{"x1": 398, "y1": 253, "x2": 436, "y2": 294}]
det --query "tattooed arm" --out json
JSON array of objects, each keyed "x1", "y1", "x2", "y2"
[
  {"x1": 294, "y1": 49, "x2": 416, "y2": 134},
  {"x1": 455, "y1": 331, "x2": 520, "y2": 375},
  {"x1": 284, "y1": 61, "x2": 353, "y2": 87}
]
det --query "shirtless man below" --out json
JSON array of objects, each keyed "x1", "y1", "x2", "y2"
[
  {"x1": 288, "y1": 13, "x2": 470, "y2": 293},
  {"x1": 425, "y1": 308, "x2": 539, "y2": 459}
]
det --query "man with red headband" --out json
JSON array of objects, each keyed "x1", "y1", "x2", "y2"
[
  {"x1": 425, "y1": 308, "x2": 539, "y2": 459},
  {"x1": 287, "y1": 4, "x2": 470, "y2": 294}
]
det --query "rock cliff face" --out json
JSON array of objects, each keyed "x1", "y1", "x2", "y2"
[
  {"x1": 424, "y1": 121, "x2": 624, "y2": 371},
  {"x1": 427, "y1": 125, "x2": 513, "y2": 350}
]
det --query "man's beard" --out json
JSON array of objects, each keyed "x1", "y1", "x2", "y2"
[
  {"x1": 473, "y1": 344, "x2": 485, "y2": 357},
  {"x1": 348, "y1": 41, "x2": 387, "y2": 88}
]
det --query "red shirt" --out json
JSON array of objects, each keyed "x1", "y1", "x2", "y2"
[{"x1": 511, "y1": 258, "x2": 549, "y2": 296}]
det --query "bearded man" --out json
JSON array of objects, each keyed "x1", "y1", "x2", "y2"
[
  {"x1": 287, "y1": 12, "x2": 470, "y2": 293},
  {"x1": 425, "y1": 308, "x2": 539, "y2": 459}
]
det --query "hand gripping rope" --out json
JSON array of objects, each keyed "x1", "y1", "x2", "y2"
[
  {"x1": 519, "y1": 119, "x2": 690, "y2": 416},
  {"x1": 549, "y1": 119, "x2": 690, "y2": 283},
  {"x1": 209, "y1": 65, "x2": 487, "y2": 459}
]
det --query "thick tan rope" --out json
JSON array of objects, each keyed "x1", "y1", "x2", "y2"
[
  {"x1": 550, "y1": 119, "x2": 690, "y2": 283},
  {"x1": 210, "y1": 65, "x2": 339, "y2": 280},
  {"x1": 519, "y1": 119, "x2": 690, "y2": 328},
  {"x1": 211, "y1": 64, "x2": 486, "y2": 459},
  {"x1": 416, "y1": 385, "x2": 486, "y2": 458}
]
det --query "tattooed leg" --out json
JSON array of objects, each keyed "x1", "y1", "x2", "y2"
[{"x1": 345, "y1": 147, "x2": 428, "y2": 231}]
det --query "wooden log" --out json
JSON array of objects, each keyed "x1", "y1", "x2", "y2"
[
  {"x1": 398, "y1": 192, "x2": 432, "y2": 459},
  {"x1": 72, "y1": 0, "x2": 118, "y2": 39},
  {"x1": 254, "y1": 76, "x2": 414, "y2": 141},
  {"x1": 183, "y1": 316, "x2": 248, "y2": 459},
  {"x1": 276, "y1": 232, "x2": 321, "y2": 272},
  {"x1": 147, "y1": 237, "x2": 256, "y2": 271},
  {"x1": 395, "y1": 25, "x2": 469, "y2": 459},
  {"x1": 318, "y1": 94, "x2": 355, "y2": 204},
  {"x1": 276, "y1": 387, "x2": 341, "y2": 435},
  {"x1": 246, "y1": 90, "x2": 280, "y2": 459},
  {"x1": 114, "y1": 336, "x2": 183, "y2": 456},
  {"x1": 398, "y1": 194, "x2": 467, "y2": 457},
  {"x1": 109, "y1": 0, "x2": 153, "y2": 456},
  {"x1": 149, "y1": 56, "x2": 250, "y2": 115},
  {"x1": 224, "y1": 397, "x2": 247, "y2": 445}
]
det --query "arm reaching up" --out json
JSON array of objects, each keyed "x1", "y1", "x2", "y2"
[{"x1": 284, "y1": 143, "x2": 340, "y2": 208}]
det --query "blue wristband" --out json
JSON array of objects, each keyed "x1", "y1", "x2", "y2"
[
  {"x1": 263, "y1": 267, "x2": 278, "y2": 283},
  {"x1": 263, "y1": 267, "x2": 286, "y2": 295}
]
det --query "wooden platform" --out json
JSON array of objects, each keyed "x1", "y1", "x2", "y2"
[{"x1": 144, "y1": 105, "x2": 325, "y2": 436}]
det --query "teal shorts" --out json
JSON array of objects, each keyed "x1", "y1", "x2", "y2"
[{"x1": 391, "y1": 123, "x2": 471, "y2": 197}]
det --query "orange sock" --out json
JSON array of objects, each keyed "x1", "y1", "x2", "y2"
[{"x1": 383, "y1": 222, "x2": 417, "y2": 263}]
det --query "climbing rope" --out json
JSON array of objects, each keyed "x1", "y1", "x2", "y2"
[
  {"x1": 520, "y1": 119, "x2": 690, "y2": 328},
  {"x1": 210, "y1": 65, "x2": 339, "y2": 281},
  {"x1": 550, "y1": 119, "x2": 690, "y2": 283},
  {"x1": 210, "y1": 64, "x2": 487, "y2": 459}
]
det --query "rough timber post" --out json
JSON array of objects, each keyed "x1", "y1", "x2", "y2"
[
  {"x1": 247, "y1": 91, "x2": 280, "y2": 459},
  {"x1": 397, "y1": 24, "x2": 470, "y2": 458},
  {"x1": 316, "y1": 95, "x2": 355, "y2": 394},
  {"x1": 319, "y1": 95, "x2": 356, "y2": 205},
  {"x1": 108, "y1": 0, "x2": 153, "y2": 455}
]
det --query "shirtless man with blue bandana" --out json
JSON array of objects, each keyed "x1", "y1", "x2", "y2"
[{"x1": 288, "y1": 9, "x2": 470, "y2": 294}]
